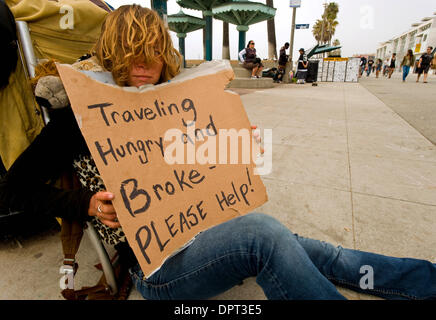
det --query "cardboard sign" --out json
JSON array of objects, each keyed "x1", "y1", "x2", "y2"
[{"x1": 57, "y1": 61, "x2": 268, "y2": 278}]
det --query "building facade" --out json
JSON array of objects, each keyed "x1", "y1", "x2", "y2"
[{"x1": 376, "y1": 13, "x2": 436, "y2": 70}]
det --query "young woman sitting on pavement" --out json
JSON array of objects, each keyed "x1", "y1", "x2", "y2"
[{"x1": 1, "y1": 5, "x2": 436, "y2": 300}]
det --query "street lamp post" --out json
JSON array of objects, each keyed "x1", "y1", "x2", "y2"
[
  {"x1": 288, "y1": 7, "x2": 297, "y2": 74},
  {"x1": 285, "y1": 1, "x2": 300, "y2": 83}
]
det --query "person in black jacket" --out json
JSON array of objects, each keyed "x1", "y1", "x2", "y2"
[
  {"x1": 417, "y1": 46, "x2": 434, "y2": 83},
  {"x1": 296, "y1": 48, "x2": 308, "y2": 84},
  {"x1": 273, "y1": 42, "x2": 289, "y2": 83},
  {"x1": 2, "y1": 5, "x2": 436, "y2": 301}
]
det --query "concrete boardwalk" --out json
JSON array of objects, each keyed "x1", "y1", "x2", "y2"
[
  {"x1": 1, "y1": 81, "x2": 436, "y2": 300},
  {"x1": 360, "y1": 71, "x2": 436, "y2": 145}
]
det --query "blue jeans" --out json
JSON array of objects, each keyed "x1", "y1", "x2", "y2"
[
  {"x1": 403, "y1": 66, "x2": 410, "y2": 81},
  {"x1": 129, "y1": 213, "x2": 436, "y2": 300},
  {"x1": 366, "y1": 65, "x2": 372, "y2": 76}
]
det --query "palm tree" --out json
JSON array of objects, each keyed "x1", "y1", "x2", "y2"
[
  {"x1": 312, "y1": 19, "x2": 326, "y2": 44},
  {"x1": 266, "y1": 0, "x2": 277, "y2": 60},
  {"x1": 326, "y1": 20, "x2": 339, "y2": 46},
  {"x1": 329, "y1": 39, "x2": 341, "y2": 57},
  {"x1": 325, "y1": 2, "x2": 339, "y2": 46},
  {"x1": 312, "y1": 2, "x2": 339, "y2": 46}
]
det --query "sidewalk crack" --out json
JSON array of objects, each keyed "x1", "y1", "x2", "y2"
[{"x1": 343, "y1": 86, "x2": 356, "y2": 250}]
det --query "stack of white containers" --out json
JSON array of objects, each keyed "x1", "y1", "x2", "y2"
[{"x1": 316, "y1": 57, "x2": 360, "y2": 82}]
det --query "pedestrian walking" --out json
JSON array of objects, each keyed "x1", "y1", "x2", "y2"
[
  {"x1": 375, "y1": 58, "x2": 383, "y2": 78},
  {"x1": 400, "y1": 49, "x2": 415, "y2": 82},
  {"x1": 433, "y1": 54, "x2": 436, "y2": 75},
  {"x1": 296, "y1": 48, "x2": 308, "y2": 84},
  {"x1": 367, "y1": 58, "x2": 374, "y2": 76},
  {"x1": 359, "y1": 56, "x2": 367, "y2": 78},
  {"x1": 388, "y1": 53, "x2": 396, "y2": 79},
  {"x1": 416, "y1": 46, "x2": 434, "y2": 83},
  {"x1": 383, "y1": 58, "x2": 390, "y2": 77}
]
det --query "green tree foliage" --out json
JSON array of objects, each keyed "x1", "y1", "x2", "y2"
[{"x1": 312, "y1": 2, "x2": 339, "y2": 46}]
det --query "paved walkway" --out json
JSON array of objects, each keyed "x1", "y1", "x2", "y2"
[
  {"x1": 1, "y1": 80, "x2": 436, "y2": 300},
  {"x1": 360, "y1": 71, "x2": 436, "y2": 145}
]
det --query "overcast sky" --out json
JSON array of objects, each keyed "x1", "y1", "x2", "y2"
[{"x1": 106, "y1": 0, "x2": 436, "y2": 61}]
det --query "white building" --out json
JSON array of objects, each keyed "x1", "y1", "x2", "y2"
[{"x1": 376, "y1": 12, "x2": 436, "y2": 68}]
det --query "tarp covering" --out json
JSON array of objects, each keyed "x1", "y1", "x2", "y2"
[
  {"x1": 0, "y1": 58, "x2": 44, "y2": 170},
  {"x1": 1, "y1": 0, "x2": 109, "y2": 169},
  {"x1": 6, "y1": 0, "x2": 109, "y2": 63}
]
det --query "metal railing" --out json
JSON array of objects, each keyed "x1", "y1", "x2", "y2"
[{"x1": 14, "y1": 19, "x2": 118, "y2": 297}]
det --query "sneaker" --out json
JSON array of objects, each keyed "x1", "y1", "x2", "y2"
[{"x1": 251, "y1": 76, "x2": 257, "y2": 79}]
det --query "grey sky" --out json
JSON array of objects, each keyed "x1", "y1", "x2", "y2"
[{"x1": 107, "y1": 0, "x2": 436, "y2": 60}]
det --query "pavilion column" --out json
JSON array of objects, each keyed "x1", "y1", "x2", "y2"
[
  {"x1": 203, "y1": 10, "x2": 213, "y2": 61},
  {"x1": 177, "y1": 32, "x2": 187, "y2": 68},
  {"x1": 168, "y1": 9, "x2": 205, "y2": 68},
  {"x1": 237, "y1": 25, "x2": 249, "y2": 53},
  {"x1": 151, "y1": 0, "x2": 167, "y2": 22}
]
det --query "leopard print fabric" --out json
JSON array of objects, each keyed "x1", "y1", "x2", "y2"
[{"x1": 72, "y1": 154, "x2": 126, "y2": 245}]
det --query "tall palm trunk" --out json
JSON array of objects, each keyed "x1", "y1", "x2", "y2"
[
  {"x1": 266, "y1": 0, "x2": 277, "y2": 60},
  {"x1": 222, "y1": 21, "x2": 230, "y2": 59}
]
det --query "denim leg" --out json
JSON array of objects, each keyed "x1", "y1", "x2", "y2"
[
  {"x1": 129, "y1": 213, "x2": 345, "y2": 300},
  {"x1": 295, "y1": 235, "x2": 436, "y2": 300},
  {"x1": 405, "y1": 66, "x2": 410, "y2": 79}
]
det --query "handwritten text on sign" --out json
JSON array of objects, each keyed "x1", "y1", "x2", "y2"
[{"x1": 57, "y1": 62, "x2": 268, "y2": 277}]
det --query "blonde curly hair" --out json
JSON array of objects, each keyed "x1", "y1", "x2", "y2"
[{"x1": 93, "y1": 5, "x2": 182, "y2": 86}]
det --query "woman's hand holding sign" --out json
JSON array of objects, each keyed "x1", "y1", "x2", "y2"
[
  {"x1": 251, "y1": 125, "x2": 264, "y2": 155},
  {"x1": 88, "y1": 191, "x2": 121, "y2": 228}
]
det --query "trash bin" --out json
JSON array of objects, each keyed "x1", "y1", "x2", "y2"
[{"x1": 306, "y1": 60, "x2": 319, "y2": 83}]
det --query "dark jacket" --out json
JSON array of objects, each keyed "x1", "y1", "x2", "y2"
[
  {"x1": 244, "y1": 48, "x2": 257, "y2": 63},
  {"x1": 297, "y1": 53, "x2": 308, "y2": 70},
  {"x1": 278, "y1": 47, "x2": 288, "y2": 66},
  {"x1": 0, "y1": 107, "x2": 94, "y2": 222},
  {"x1": 401, "y1": 55, "x2": 414, "y2": 67},
  {"x1": 420, "y1": 53, "x2": 434, "y2": 66}
]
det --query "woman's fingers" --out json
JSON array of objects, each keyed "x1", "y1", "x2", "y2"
[
  {"x1": 251, "y1": 125, "x2": 264, "y2": 155},
  {"x1": 94, "y1": 191, "x2": 114, "y2": 202},
  {"x1": 97, "y1": 203, "x2": 121, "y2": 229},
  {"x1": 97, "y1": 203, "x2": 116, "y2": 216},
  {"x1": 89, "y1": 191, "x2": 120, "y2": 229},
  {"x1": 99, "y1": 218, "x2": 121, "y2": 229},
  {"x1": 96, "y1": 204, "x2": 117, "y2": 221}
]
